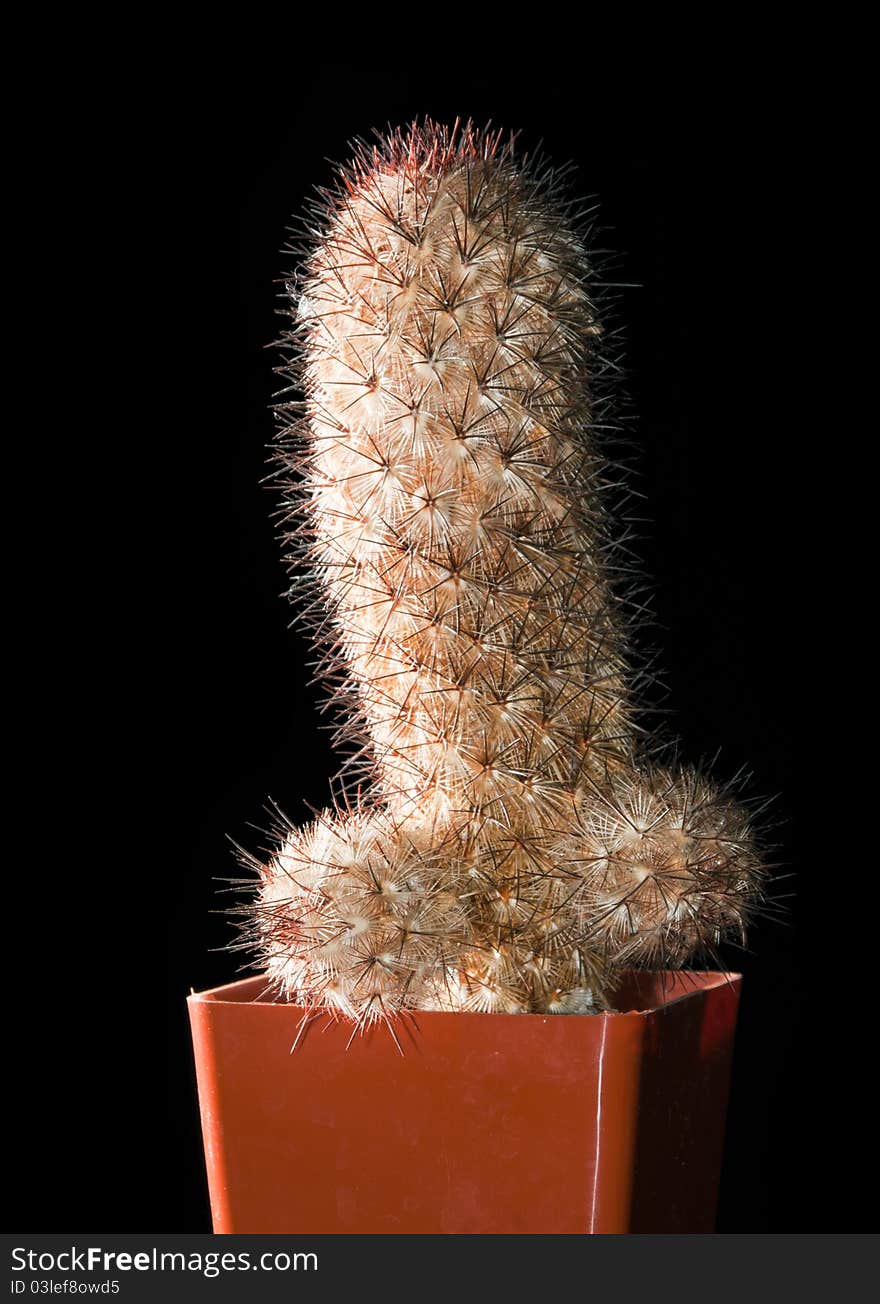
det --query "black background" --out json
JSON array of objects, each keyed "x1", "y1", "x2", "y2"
[{"x1": 12, "y1": 52, "x2": 851, "y2": 1233}]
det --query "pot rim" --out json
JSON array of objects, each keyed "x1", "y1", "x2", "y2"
[{"x1": 188, "y1": 969, "x2": 741, "y2": 1018}]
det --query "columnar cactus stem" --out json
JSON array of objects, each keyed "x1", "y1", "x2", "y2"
[{"x1": 240, "y1": 120, "x2": 762, "y2": 1024}]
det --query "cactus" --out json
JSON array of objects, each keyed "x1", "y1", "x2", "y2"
[{"x1": 238, "y1": 120, "x2": 762, "y2": 1025}]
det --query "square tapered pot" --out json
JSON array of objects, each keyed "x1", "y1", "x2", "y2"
[{"x1": 187, "y1": 970, "x2": 740, "y2": 1234}]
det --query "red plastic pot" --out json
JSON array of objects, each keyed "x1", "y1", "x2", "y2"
[{"x1": 188, "y1": 970, "x2": 740, "y2": 1234}]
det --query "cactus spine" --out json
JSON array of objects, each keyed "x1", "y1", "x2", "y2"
[{"x1": 241, "y1": 120, "x2": 762, "y2": 1024}]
